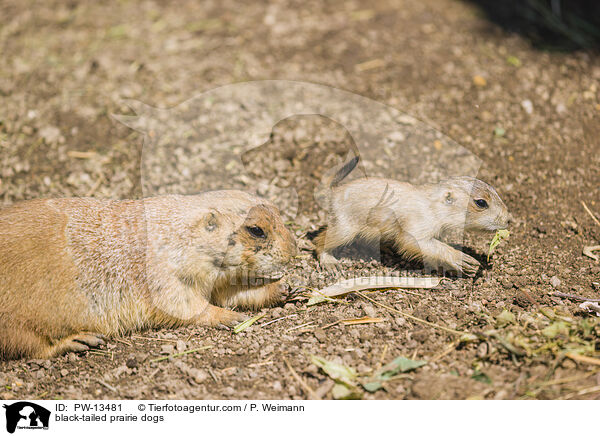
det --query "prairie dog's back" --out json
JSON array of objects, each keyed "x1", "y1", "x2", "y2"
[
  {"x1": 0, "y1": 198, "x2": 151, "y2": 337},
  {"x1": 329, "y1": 178, "x2": 434, "y2": 239},
  {"x1": 0, "y1": 200, "x2": 93, "y2": 353}
]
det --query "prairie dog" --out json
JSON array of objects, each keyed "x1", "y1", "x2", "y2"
[
  {"x1": 0, "y1": 191, "x2": 297, "y2": 359},
  {"x1": 314, "y1": 175, "x2": 509, "y2": 276}
]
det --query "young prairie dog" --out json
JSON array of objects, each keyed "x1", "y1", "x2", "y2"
[
  {"x1": 0, "y1": 191, "x2": 297, "y2": 359},
  {"x1": 314, "y1": 163, "x2": 509, "y2": 276}
]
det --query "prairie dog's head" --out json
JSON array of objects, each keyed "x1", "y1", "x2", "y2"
[
  {"x1": 222, "y1": 203, "x2": 297, "y2": 278},
  {"x1": 436, "y1": 177, "x2": 509, "y2": 232},
  {"x1": 162, "y1": 195, "x2": 297, "y2": 284}
]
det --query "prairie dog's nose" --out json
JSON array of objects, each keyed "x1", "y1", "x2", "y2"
[{"x1": 496, "y1": 211, "x2": 511, "y2": 230}]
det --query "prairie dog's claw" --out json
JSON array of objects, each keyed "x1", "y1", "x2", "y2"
[
  {"x1": 319, "y1": 253, "x2": 340, "y2": 272},
  {"x1": 458, "y1": 254, "x2": 480, "y2": 277}
]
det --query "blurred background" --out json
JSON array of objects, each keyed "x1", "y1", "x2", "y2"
[{"x1": 470, "y1": 0, "x2": 600, "y2": 50}]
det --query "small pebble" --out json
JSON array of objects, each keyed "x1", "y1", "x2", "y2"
[
  {"x1": 521, "y1": 99, "x2": 533, "y2": 114},
  {"x1": 161, "y1": 344, "x2": 175, "y2": 355},
  {"x1": 412, "y1": 330, "x2": 429, "y2": 343},
  {"x1": 313, "y1": 328, "x2": 327, "y2": 343},
  {"x1": 271, "y1": 307, "x2": 284, "y2": 318},
  {"x1": 189, "y1": 368, "x2": 208, "y2": 384},
  {"x1": 176, "y1": 340, "x2": 187, "y2": 352},
  {"x1": 362, "y1": 304, "x2": 377, "y2": 318}
]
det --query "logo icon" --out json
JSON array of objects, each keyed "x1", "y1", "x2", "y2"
[{"x1": 2, "y1": 402, "x2": 50, "y2": 433}]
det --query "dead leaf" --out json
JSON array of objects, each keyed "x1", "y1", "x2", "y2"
[
  {"x1": 355, "y1": 59, "x2": 385, "y2": 72},
  {"x1": 312, "y1": 276, "x2": 441, "y2": 300},
  {"x1": 473, "y1": 75, "x2": 487, "y2": 87}
]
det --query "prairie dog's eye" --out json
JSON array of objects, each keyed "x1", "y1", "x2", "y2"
[
  {"x1": 246, "y1": 226, "x2": 266, "y2": 238},
  {"x1": 474, "y1": 199, "x2": 489, "y2": 209}
]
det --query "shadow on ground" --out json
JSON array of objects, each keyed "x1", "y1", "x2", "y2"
[{"x1": 465, "y1": 0, "x2": 600, "y2": 50}]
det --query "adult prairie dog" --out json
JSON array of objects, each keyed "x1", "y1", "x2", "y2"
[
  {"x1": 0, "y1": 191, "x2": 297, "y2": 359},
  {"x1": 314, "y1": 175, "x2": 509, "y2": 276}
]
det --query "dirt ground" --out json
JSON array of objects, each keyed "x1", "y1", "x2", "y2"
[{"x1": 1, "y1": 0, "x2": 599, "y2": 400}]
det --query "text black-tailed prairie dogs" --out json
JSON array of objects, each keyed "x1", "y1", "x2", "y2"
[
  {"x1": 315, "y1": 165, "x2": 510, "y2": 276},
  {"x1": 0, "y1": 191, "x2": 297, "y2": 359}
]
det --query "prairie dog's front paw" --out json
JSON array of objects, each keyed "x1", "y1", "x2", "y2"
[
  {"x1": 268, "y1": 280, "x2": 290, "y2": 304},
  {"x1": 457, "y1": 253, "x2": 480, "y2": 277},
  {"x1": 219, "y1": 311, "x2": 248, "y2": 327},
  {"x1": 197, "y1": 305, "x2": 247, "y2": 327},
  {"x1": 319, "y1": 252, "x2": 340, "y2": 272}
]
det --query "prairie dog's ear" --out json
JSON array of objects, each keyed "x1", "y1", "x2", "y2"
[
  {"x1": 192, "y1": 210, "x2": 224, "y2": 233},
  {"x1": 204, "y1": 212, "x2": 219, "y2": 232},
  {"x1": 444, "y1": 191, "x2": 455, "y2": 205}
]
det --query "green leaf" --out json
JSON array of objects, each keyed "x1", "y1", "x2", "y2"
[
  {"x1": 361, "y1": 356, "x2": 427, "y2": 392},
  {"x1": 311, "y1": 355, "x2": 358, "y2": 384},
  {"x1": 306, "y1": 292, "x2": 340, "y2": 306},
  {"x1": 362, "y1": 381, "x2": 382, "y2": 393},
  {"x1": 496, "y1": 309, "x2": 515, "y2": 327},
  {"x1": 233, "y1": 313, "x2": 266, "y2": 334},
  {"x1": 459, "y1": 333, "x2": 479, "y2": 343},
  {"x1": 306, "y1": 295, "x2": 326, "y2": 306},
  {"x1": 311, "y1": 356, "x2": 363, "y2": 399},
  {"x1": 383, "y1": 356, "x2": 428, "y2": 374},
  {"x1": 542, "y1": 321, "x2": 569, "y2": 339},
  {"x1": 540, "y1": 307, "x2": 557, "y2": 320},
  {"x1": 488, "y1": 229, "x2": 510, "y2": 261},
  {"x1": 506, "y1": 56, "x2": 522, "y2": 67},
  {"x1": 332, "y1": 383, "x2": 362, "y2": 400},
  {"x1": 106, "y1": 24, "x2": 128, "y2": 39},
  {"x1": 493, "y1": 127, "x2": 506, "y2": 137},
  {"x1": 471, "y1": 370, "x2": 492, "y2": 384}
]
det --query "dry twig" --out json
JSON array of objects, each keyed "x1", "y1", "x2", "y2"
[
  {"x1": 282, "y1": 357, "x2": 319, "y2": 400},
  {"x1": 552, "y1": 291, "x2": 600, "y2": 302},
  {"x1": 150, "y1": 345, "x2": 212, "y2": 363},
  {"x1": 356, "y1": 291, "x2": 467, "y2": 337},
  {"x1": 581, "y1": 200, "x2": 600, "y2": 227}
]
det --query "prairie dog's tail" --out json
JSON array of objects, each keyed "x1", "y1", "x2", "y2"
[
  {"x1": 322, "y1": 154, "x2": 360, "y2": 188},
  {"x1": 314, "y1": 153, "x2": 360, "y2": 209}
]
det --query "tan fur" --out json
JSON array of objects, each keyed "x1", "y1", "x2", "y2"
[
  {"x1": 315, "y1": 176, "x2": 509, "y2": 276},
  {"x1": 0, "y1": 191, "x2": 297, "y2": 359}
]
